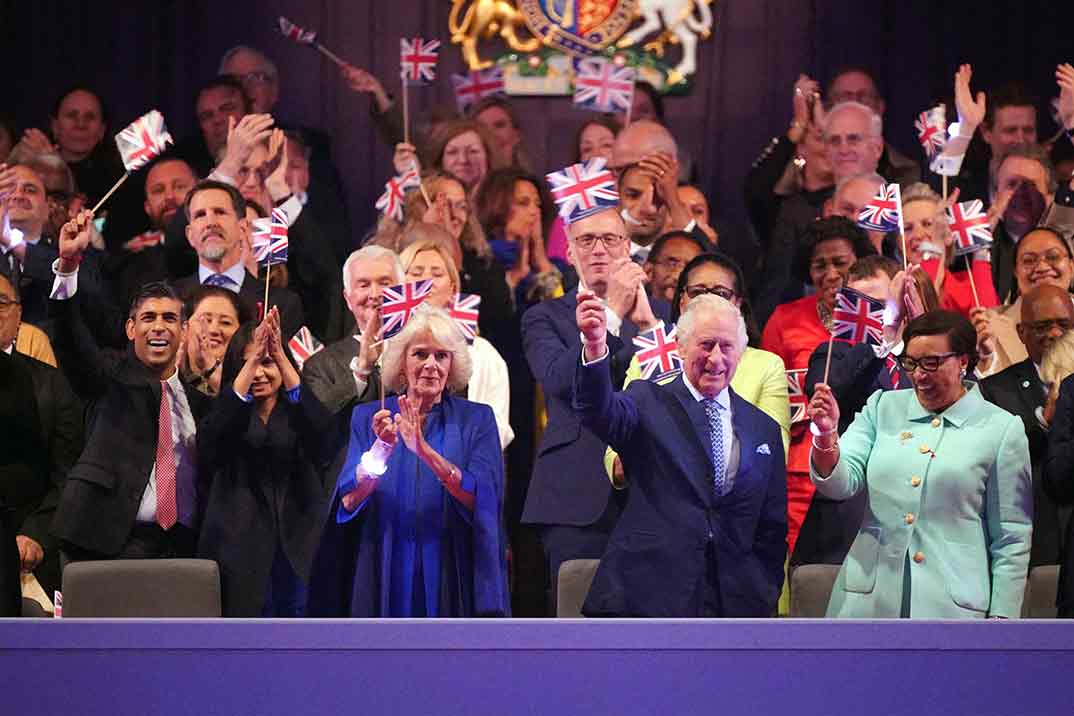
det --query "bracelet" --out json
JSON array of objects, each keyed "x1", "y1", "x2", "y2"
[
  {"x1": 811, "y1": 435, "x2": 838, "y2": 453},
  {"x1": 809, "y1": 422, "x2": 835, "y2": 437}
]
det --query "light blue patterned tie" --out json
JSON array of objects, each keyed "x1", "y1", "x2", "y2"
[
  {"x1": 205, "y1": 273, "x2": 234, "y2": 289},
  {"x1": 703, "y1": 398, "x2": 726, "y2": 498}
]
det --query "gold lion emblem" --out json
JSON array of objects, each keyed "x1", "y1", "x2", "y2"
[{"x1": 449, "y1": 0, "x2": 542, "y2": 70}]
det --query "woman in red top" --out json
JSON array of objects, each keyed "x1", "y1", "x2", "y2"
[
  {"x1": 901, "y1": 182, "x2": 999, "y2": 317},
  {"x1": 761, "y1": 216, "x2": 877, "y2": 555}
]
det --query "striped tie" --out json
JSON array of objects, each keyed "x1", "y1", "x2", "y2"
[{"x1": 155, "y1": 381, "x2": 177, "y2": 529}]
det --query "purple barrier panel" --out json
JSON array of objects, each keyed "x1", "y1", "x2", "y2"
[{"x1": 2, "y1": 619, "x2": 1071, "y2": 715}]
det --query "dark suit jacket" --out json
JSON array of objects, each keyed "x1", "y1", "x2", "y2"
[
  {"x1": 520, "y1": 290, "x2": 669, "y2": 528},
  {"x1": 1, "y1": 239, "x2": 59, "y2": 333},
  {"x1": 172, "y1": 272, "x2": 306, "y2": 344},
  {"x1": 196, "y1": 386, "x2": 336, "y2": 616},
  {"x1": 793, "y1": 340, "x2": 912, "y2": 566},
  {"x1": 981, "y1": 360, "x2": 1068, "y2": 567},
  {"x1": 48, "y1": 294, "x2": 210, "y2": 556},
  {"x1": 1044, "y1": 373, "x2": 1074, "y2": 615},
  {"x1": 574, "y1": 362, "x2": 787, "y2": 617},
  {"x1": 0, "y1": 351, "x2": 84, "y2": 594}
]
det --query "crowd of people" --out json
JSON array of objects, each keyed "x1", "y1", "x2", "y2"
[{"x1": 2, "y1": 43, "x2": 1074, "y2": 620}]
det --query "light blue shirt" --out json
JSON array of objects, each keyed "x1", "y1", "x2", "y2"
[{"x1": 198, "y1": 261, "x2": 247, "y2": 292}]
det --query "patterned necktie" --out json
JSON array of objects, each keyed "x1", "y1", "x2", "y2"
[
  {"x1": 703, "y1": 398, "x2": 726, "y2": 498},
  {"x1": 885, "y1": 355, "x2": 900, "y2": 389},
  {"x1": 155, "y1": 381, "x2": 177, "y2": 529},
  {"x1": 205, "y1": 273, "x2": 233, "y2": 289}
]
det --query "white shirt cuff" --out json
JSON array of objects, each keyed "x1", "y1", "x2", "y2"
[
  {"x1": 277, "y1": 195, "x2": 303, "y2": 225},
  {"x1": 581, "y1": 344, "x2": 610, "y2": 366},
  {"x1": 349, "y1": 355, "x2": 370, "y2": 393},
  {"x1": 605, "y1": 309, "x2": 623, "y2": 337},
  {"x1": 49, "y1": 259, "x2": 79, "y2": 300},
  {"x1": 930, "y1": 153, "x2": 965, "y2": 177},
  {"x1": 974, "y1": 351, "x2": 998, "y2": 378},
  {"x1": 207, "y1": 168, "x2": 238, "y2": 187}
]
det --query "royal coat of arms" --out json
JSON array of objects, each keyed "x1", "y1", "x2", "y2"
[{"x1": 518, "y1": 0, "x2": 638, "y2": 55}]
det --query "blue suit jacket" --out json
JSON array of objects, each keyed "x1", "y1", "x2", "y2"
[
  {"x1": 521, "y1": 290, "x2": 669, "y2": 527},
  {"x1": 573, "y1": 352, "x2": 787, "y2": 617}
]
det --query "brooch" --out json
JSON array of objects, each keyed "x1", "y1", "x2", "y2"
[{"x1": 900, "y1": 431, "x2": 913, "y2": 444}]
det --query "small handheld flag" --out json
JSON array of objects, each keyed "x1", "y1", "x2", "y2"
[
  {"x1": 381, "y1": 280, "x2": 434, "y2": 339},
  {"x1": 375, "y1": 169, "x2": 421, "y2": 222},
  {"x1": 632, "y1": 324, "x2": 682, "y2": 381},
  {"x1": 252, "y1": 207, "x2": 289, "y2": 266},
  {"x1": 452, "y1": 67, "x2": 506, "y2": 113},
  {"x1": 545, "y1": 157, "x2": 619, "y2": 224},
  {"x1": 787, "y1": 369, "x2": 808, "y2": 424},
  {"x1": 857, "y1": 183, "x2": 903, "y2": 233},
  {"x1": 277, "y1": 16, "x2": 316, "y2": 44},
  {"x1": 400, "y1": 37, "x2": 440, "y2": 84},
  {"x1": 288, "y1": 326, "x2": 324, "y2": 371},
  {"x1": 914, "y1": 105, "x2": 947, "y2": 161},
  {"x1": 831, "y1": 287, "x2": 885, "y2": 347},
  {"x1": 116, "y1": 110, "x2": 174, "y2": 172},
  {"x1": 573, "y1": 57, "x2": 636, "y2": 114},
  {"x1": 946, "y1": 199, "x2": 993, "y2": 256},
  {"x1": 449, "y1": 292, "x2": 481, "y2": 344}
]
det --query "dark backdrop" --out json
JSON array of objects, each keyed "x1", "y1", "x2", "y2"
[{"x1": 4, "y1": 0, "x2": 1073, "y2": 266}]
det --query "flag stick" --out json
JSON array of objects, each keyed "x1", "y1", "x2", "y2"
[
  {"x1": 965, "y1": 254, "x2": 981, "y2": 308},
  {"x1": 402, "y1": 80, "x2": 411, "y2": 146},
  {"x1": 315, "y1": 43, "x2": 347, "y2": 68},
  {"x1": 412, "y1": 159, "x2": 432, "y2": 206},
  {"x1": 379, "y1": 370, "x2": 385, "y2": 411},
  {"x1": 942, "y1": 174, "x2": 949, "y2": 202},
  {"x1": 264, "y1": 263, "x2": 272, "y2": 315},
  {"x1": 624, "y1": 82, "x2": 635, "y2": 127},
  {"x1": 822, "y1": 333, "x2": 836, "y2": 385},
  {"x1": 90, "y1": 172, "x2": 131, "y2": 214},
  {"x1": 899, "y1": 227, "x2": 908, "y2": 271}
]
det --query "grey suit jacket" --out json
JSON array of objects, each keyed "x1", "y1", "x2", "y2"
[{"x1": 303, "y1": 335, "x2": 380, "y2": 416}]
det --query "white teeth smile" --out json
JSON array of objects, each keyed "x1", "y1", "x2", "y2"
[{"x1": 148, "y1": 339, "x2": 169, "y2": 347}]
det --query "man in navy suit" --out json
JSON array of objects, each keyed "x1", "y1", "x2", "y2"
[
  {"x1": 574, "y1": 291, "x2": 787, "y2": 617},
  {"x1": 521, "y1": 205, "x2": 667, "y2": 601}
]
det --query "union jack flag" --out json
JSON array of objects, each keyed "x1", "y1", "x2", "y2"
[
  {"x1": 375, "y1": 169, "x2": 421, "y2": 222},
  {"x1": 287, "y1": 326, "x2": 324, "y2": 371},
  {"x1": 787, "y1": 369, "x2": 808, "y2": 424},
  {"x1": 632, "y1": 324, "x2": 682, "y2": 381},
  {"x1": 251, "y1": 207, "x2": 289, "y2": 266},
  {"x1": 857, "y1": 183, "x2": 902, "y2": 233},
  {"x1": 946, "y1": 199, "x2": 993, "y2": 256},
  {"x1": 115, "y1": 110, "x2": 173, "y2": 172},
  {"x1": 381, "y1": 279, "x2": 433, "y2": 339},
  {"x1": 452, "y1": 67, "x2": 505, "y2": 113},
  {"x1": 573, "y1": 57, "x2": 636, "y2": 113},
  {"x1": 449, "y1": 293, "x2": 481, "y2": 344},
  {"x1": 914, "y1": 105, "x2": 947, "y2": 161},
  {"x1": 831, "y1": 287, "x2": 885, "y2": 347},
  {"x1": 277, "y1": 16, "x2": 316, "y2": 45},
  {"x1": 400, "y1": 37, "x2": 440, "y2": 84},
  {"x1": 545, "y1": 157, "x2": 618, "y2": 224}
]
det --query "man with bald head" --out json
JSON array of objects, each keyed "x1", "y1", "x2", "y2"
[
  {"x1": 521, "y1": 205, "x2": 670, "y2": 604},
  {"x1": 980, "y1": 283, "x2": 1074, "y2": 568}
]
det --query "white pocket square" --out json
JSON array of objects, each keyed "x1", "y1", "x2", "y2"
[{"x1": 756, "y1": 443, "x2": 771, "y2": 455}]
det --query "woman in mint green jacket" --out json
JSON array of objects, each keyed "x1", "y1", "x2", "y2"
[{"x1": 808, "y1": 311, "x2": 1032, "y2": 618}]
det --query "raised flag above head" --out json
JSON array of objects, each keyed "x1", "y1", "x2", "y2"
[
  {"x1": 914, "y1": 105, "x2": 947, "y2": 161},
  {"x1": 632, "y1": 324, "x2": 682, "y2": 381},
  {"x1": 452, "y1": 67, "x2": 506, "y2": 113},
  {"x1": 400, "y1": 37, "x2": 441, "y2": 84},
  {"x1": 278, "y1": 16, "x2": 316, "y2": 45},
  {"x1": 831, "y1": 287, "x2": 885, "y2": 347},
  {"x1": 251, "y1": 207, "x2": 289, "y2": 266},
  {"x1": 545, "y1": 157, "x2": 618, "y2": 225},
  {"x1": 787, "y1": 369, "x2": 808, "y2": 424},
  {"x1": 375, "y1": 169, "x2": 421, "y2": 222},
  {"x1": 573, "y1": 57, "x2": 636, "y2": 114},
  {"x1": 857, "y1": 183, "x2": 902, "y2": 233},
  {"x1": 115, "y1": 110, "x2": 174, "y2": 172},
  {"x1": 381, "y1": 279, "x2": 434, "y2": 339},
  {"x1": 287, "y1": 326, "x2": 324, "y2": 371},
  {"x1": 449, "y1": 293, "x2": 481, "y2": 344},
  {"x1": 946, "y1": 199, "x2": 993, "y2": 256}
]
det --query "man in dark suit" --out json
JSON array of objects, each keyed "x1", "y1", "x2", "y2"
[
  {"x1": 49, "y1": 209, "x2": 210, "y2": 560},
  {"x1": 170, "y1": 179, "x2": 305, "y2": 341},
  {"x1": 574, "y1": 290, "x2": 787, "y2": 616},
  {"x1": 0, "y1": 163, "x2": 60, "y2": 331},
  {"x1": 795, "y1": 255, "x2": 910, "y2": 566},
  {"x1": 981, "y1": 284, "x2": 1073, "y2": 568},
  {"x1": 304, "y1": 245, "x2": 401, "y2": 418},
  {"x1": 521, "y1": 206, "x2": 668, "y2": 599},
  {"x1": 0, "y1": 273, "x2": 83, "y2": 594}
]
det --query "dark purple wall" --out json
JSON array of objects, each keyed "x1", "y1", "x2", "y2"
[{"x1": 5, "y1": 0, "x2": 1073, "y2": 265}]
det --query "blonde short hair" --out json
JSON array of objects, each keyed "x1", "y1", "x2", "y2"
[
  {"x1": 380, "y1": 304, "x2": 473, "y2": 394},
  {"x1": 398, "y1": 237, "x2": 461, "y2": 297}
]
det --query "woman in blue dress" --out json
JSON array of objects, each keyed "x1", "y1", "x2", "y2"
[{"x1": 308, "y1": 304, "x2": 509, "y2": 617}]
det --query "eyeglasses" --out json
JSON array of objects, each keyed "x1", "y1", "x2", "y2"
[
  {"x1": 685, "y1": 284, "x2": 736, "y2": 300},
  {"x1": 1025, "y1": 318, "x2": 1074, "y2": 335},
  {"x1": 897, "y1": 352, "x2": 960, "y2": 373},
  {"x1": 651, "y1": 256, "x2": 689, "y2": 271},
  {"x1": 235, "y1": 71, "x2": 276, "y2": 85},
  {"x1": 572, "y1": 233, "x2": 627, "y2": 251},
  {"x1": 1018, "y1": 250, "x2": 1069, "y2": 271},
  {"x1": 0, "y1": 296, "x2": 20, "y2": 312}
]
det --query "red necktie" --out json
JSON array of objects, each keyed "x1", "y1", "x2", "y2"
[
  {"x1": 885, "y1": 355, "x2": 900, "y2": 389},
  {"x1": 155, "y1": 381, "x2": 177, "y2": 529}
]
